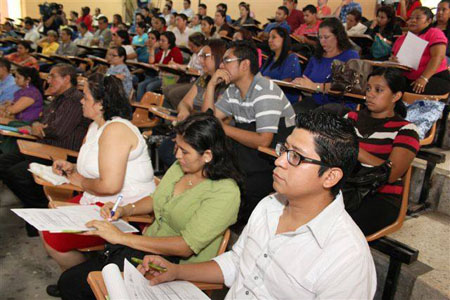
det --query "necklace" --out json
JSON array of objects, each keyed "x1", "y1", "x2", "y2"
[{"x1": 188, "y1": 179, "x2": 193, "y2": 186}]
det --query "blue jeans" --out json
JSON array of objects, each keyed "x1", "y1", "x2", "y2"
[{"x1": 136, "y1": 76, "x2": 162, "y2": 101}]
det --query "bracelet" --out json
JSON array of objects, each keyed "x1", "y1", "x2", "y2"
[
  {"x1": 419, "y1": 75, "x2": 429, "y2": 83},
  {"x1": 129, "y1": 203, "x2": 136, "y2": 216}
]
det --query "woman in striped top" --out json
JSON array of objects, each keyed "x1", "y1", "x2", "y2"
[{"x1": 345, "y1": 68, "x2": 420, "y2": 236}]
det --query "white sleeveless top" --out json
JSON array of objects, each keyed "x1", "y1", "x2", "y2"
[{"x1": 77, "y1": 118, "x2": 156, "y2": 205}]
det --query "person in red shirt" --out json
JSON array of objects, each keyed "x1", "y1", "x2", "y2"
[
  {"x1": 397, "y1": 0, "x2": 422, "y2": 20},
  {"x1": 293, "y1": 5, "x2": 322, "y2": 45},
  {"x1": 284, "y1": 0, "x2": 304, "y2": 32},
  {"x1": 76, "y1": 7, "x2": 93, "y2": 32},
  {"x1": 317, "y1": 0, "x2": 332, "y2": 18}
]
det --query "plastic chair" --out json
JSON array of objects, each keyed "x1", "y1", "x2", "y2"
[
  {"x1": 131, "y1": 92, "x2": 164, "y2": 128},
  {"x1": 366, "y1": 166, "x2": 412, "y2": 242}
]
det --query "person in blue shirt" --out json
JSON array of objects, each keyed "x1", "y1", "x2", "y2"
[
  {"x1": 132, "y1": 22, "x2": 149, "y2": 47},
  {"x1": 333, "y1": 0, "x2": 362, "y2": 23},
  {"x1": 259, "y1": 6, "x2": 291, "y2": 41},
  {"x1": 0, "y1": 58, "x2": 20, "y2": 104},
  {"x1": 292, "y1": 17, "x2": 359, "y2": 111},
  {"x1": 261, "y1": 27, "x2": 302, "y2": 103}
]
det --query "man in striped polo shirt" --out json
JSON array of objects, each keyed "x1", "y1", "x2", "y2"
[{"x1": 203, "y1": 41, "x2": 296, "y2": 229}]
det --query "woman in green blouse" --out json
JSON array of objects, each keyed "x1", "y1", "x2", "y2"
[{"x1": 56, "y1": 113, "x2": 243, "y2": 299}]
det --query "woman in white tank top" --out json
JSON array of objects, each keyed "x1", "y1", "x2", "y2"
[{"x1": 41, "y1": 73, "x2": 155, "y2": 275}]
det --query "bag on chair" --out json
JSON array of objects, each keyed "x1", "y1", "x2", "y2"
[{"x1": 330, "y1": 59, "x2": 373, "y2": 95}]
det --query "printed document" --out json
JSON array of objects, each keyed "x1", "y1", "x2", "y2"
[{"x1": 396, "y1": 32, "x2": 428, "y2": 70}]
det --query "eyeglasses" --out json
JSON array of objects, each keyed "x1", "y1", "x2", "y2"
[
  {"x1": 222, "y1": 57, "x2": 241, "y2": 64},
  {"x1": 199, "y1": 53, "x2": 212, "y2": 59},
  {"x1": 275, "y1": 143, "x2": 330, "y2": 167}
]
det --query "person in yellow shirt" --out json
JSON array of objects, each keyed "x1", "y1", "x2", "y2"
[{"x1": 37, "y1": 30, "x2": 60, "y2": 56}]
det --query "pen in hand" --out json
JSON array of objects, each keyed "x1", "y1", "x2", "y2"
[
  {"x1": 131, "y1": 257, "x2": 167, "y2": 272},
  {"x1": 50, "y1": 156, "x2": 68, "y2": 177},
  {"x1": 109, "y1": 194, "x2": 123, "y2": 220}
]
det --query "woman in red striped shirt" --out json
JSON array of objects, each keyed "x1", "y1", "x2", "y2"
[{"x1": 345, "y1": 67, "x2": 420, "y2": 235}]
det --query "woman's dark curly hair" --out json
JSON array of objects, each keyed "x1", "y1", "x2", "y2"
[
  {"x1": 315, "y1": 17, "x2": 353, "y2": 59},
  {"x1": 174, "y1": 112, "x2": 244, "y2": 190},
  {"x1": 86, "y1": 73, "x2": 132, "y2": 121},
  {"x1": 16, "y1": 66, "x2": 44, "y2": 95}
]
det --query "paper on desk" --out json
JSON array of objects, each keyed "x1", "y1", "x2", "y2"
[
  {"x1": 102, "y1": 259, "x2": 210, "y2": 300},
  {"x1": 28, "y1": 162, "x2": 70, "y2": 185},
  {"x1": 396, "y1": 32, "x2": 428, "y2": 70},
  {"x1": 11, "y1": 205, "x2": 138, "y2": 233}
]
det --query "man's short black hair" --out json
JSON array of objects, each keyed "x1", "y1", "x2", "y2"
[
  {"x1": 52, "y1": 63, "x2": 78, "y2": 87},
  {"x1": 295, "y1": 111, "x2": 359, "y2": 197},
  {"x1": 348, "y1": 9, "x2": 362, "y2": 22},
  {"x1": 24, "y1": 19, "x2": 34, "y2": 27},
  {"x1": 177, "y1": 13, "x2": 188, "y2": 22},
  {"x1": 278, "y1": 6, "x2": 289, "y2": 16},
  {"x1": 157, "y1": 16, "x2": 167, "y2": 25},
  {"x1": 229, "y1": 40, "x2": 259, "y2": 75},
  {"x1": 184, "y1": 0, "x2": 191, "y2": 4},
  {"x1": 98, "y1": 16, "x2": 108, "y2": 24},
  {"x1": 0, "y1": 57, "x2": 11, "y2": 72},
  {"x1": 217, "y1": 3, "x2": 228, "y2": 12},
  {"x1": 303, "y1": 4, "x2": 317, "y2": 14},
  {"x1": 199, "y1": 3, "x2": 207, "y2": 9}
]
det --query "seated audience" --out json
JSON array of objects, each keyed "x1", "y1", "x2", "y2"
[
  {"x1": 112, "y1": 30, "x2": 137, "y2": 61},
  {"x1": 0, "y1": 66, "x2": 43, "y2": 123},
  {"x1": 233, "y1": 29, "x2": 263, "y2": 67},
  {"x1": 181, "y1": 0, "x2": 195, "y2": 19},
  {"x1": 392, "y1": 7, "x2": 449, "y2": 95},
  {"x1": 57, "y1": 113, "x2": 242, "y2": 300},
  {"x1": 55, "y1": 28, "x2": 78, "y2": 56},
  {"x1": 23, "y1": 19, "x2": 40, "y2": 50},
  {"x1": 151, "y1": 16, "x2": 166, "y2": 34},
  {"x1": 5, "y1": 41, "x2": 39, "y2": 70},
  {"x1": 198, "y1": 3, "x2": 208, "y2": 17},
  {"x1": 105, "y1": 46, "x2": 133, "y2": 98},
  {"x1": 345, "y1": 9, "x2": 368, "y2": 36},
  {"x1": 173, "y1": 13, "x2": 193, "y2": 47},
  {"x1": 397, "y1": 0, "x2": 422, "y2": 20},
  {"x1": 0, "y1": 22, "x2": 18, "y2": 54},
  {"x1": 366, "y1": 6, "x2": 402, "y2": 60},
  {"x1": 137, "y1": 30, "x2": 160, "y2": 63},
  {"x1": 141, "y1": 7, "x2": 153, "y2": 25},
  {"x1": 202, "y1": 16, "x2": 219, "y2": 39},
  {"x1": 167, "y1": 12, "x2": 177, "y2": 32},
  {"x1": 284, "y1": 0, "x2": 304, "y2": 32},
  {"x1": 69, "y1": 11, "x2": 78, "y2": 26},
  {"x1": 139, "y1": 111, "x2": 377, "y2": 300},
  {"x1": 92, "y1": 7, "x2": 105, "y2": 27},
  {"x1": 92, "y1": 16, "x2": 112, "y2": 47},
  {"x1": 433, "y1": 0, "x2": 450, "y2": 62},
  {"x1": 42, "y1": 73, "x2": 156, "y2": 296},
  {"x1": 76, "y1": 7, "x2": 93, "y2": 32},
  {"x1": 137, "y1": 31, "x2": 183, "y2": 101},
  {"x1": 334, "y1": 0, "x2": 362, "y2": 23},
  {"x1": 345, "y1": 68, "x2": 420, "y2": 235},
  {"x1": 261, "y1": 27, "x2": 302, "y2": 103},
  {"x1": 37, "y1": 30, "x2": 60, "y2": 56},
  {"x1": 293, "y1": 5, "x2": 322, "y2": 44},
  {"x1": 189, "y1": 14, "x2": 202, "y2": 32},
  {"x1": 0, "y1": 58, "x2": 20, "y2": 104},
  {"x1": 0, "y1": 64, "x2": 90, "y2": 236},
  {"x1": 111, "y1": 14, "x2": 123, "y2": 33},
  {"x1": 162, "y1": 32, "x2": 207, "y2": 109},
  {"x1": 130, "y1": 13, "x2": 144, "y2": 34},
  {"x1": 132, "y1": 22, "x2": 149, "y2": 47},
  {"x1": 293, "y1": 18, "x2": 359, "y2": 111},
  {"x1": 214, "y1": 10, "x2": 234, "y2": 37},
  {"x1": 216, "y1": 3, "x2": 232, "y2": 24},
  {"x1": 317, "y1": 0, "x2": 332, "y2": 18},
  {"x1": 162, "y1": 4, "x2": 172, "y2": 25},
  {"x1": 233, "y1": 3, "x2": 256, "y2": 26},
  {"x1": 260, "y1": 6, "x2": 291, "y2": 40},
  {"x1": 204, "y1": 40, "x2": 296, "y2": 228},
  {"x1": 74, "y1": 22, "x2": 94, "y2": 48}
]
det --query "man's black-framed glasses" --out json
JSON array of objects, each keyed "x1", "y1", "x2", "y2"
[{"x1": 275, "y1": 143, "x2": 331, "y2": 167}]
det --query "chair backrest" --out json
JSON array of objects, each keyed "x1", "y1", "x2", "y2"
[
  {"x1": 43, "y1": 186, "x2": 74, "y2": 203},
  {"x1": 402, "y1": 92, "x2": 449, "y2": 146},
  {"x1": 366, "y1": 166, "x2": 412, "y2": 242},
  {"x1": 217, "y1": 229, "x2": 231, "y2": 256},
  {"x1": 131, "y1": 92, "x2": 164, "y2": 127}
]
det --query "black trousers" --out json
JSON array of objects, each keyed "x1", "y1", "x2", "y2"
[
  {"x1": 349, "y1": 193, "x2": 400, "y2": 236},
  {"x1": 406, "y1": 69, "x2": 450, "y2": 95},
  {"x1": 58, "y1": 245, "x2": 179, "y2": 300},
  {"x1": 0, "y1": 152, "x2": 49, "y2": 208}
]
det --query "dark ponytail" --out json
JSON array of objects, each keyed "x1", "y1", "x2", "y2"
[{"x1": 16, "y1": 66, "x2": 43, "y2": 95}]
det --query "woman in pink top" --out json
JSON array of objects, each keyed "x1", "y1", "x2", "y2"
[
  {"x1": 293, "y1": 5, "x2": 322, "y2": 45},
  {"x1": 392, "y1": 7, "x2": 449, "y2": 94}
]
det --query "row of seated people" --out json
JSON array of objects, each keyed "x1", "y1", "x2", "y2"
[{"x1": 0, "y1": 36, "x2": 424, "y2": 298}]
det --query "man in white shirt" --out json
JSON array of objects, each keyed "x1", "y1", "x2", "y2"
[
  {"x1": 74, "y1": 22, "x2": 94, "y2": 49},
  {"x1": 23, "y1": 19, "x2": 40, "y2": 50},
  {"x1": 172, "y1": 13, "x2": 193, "y2": 47},
  {"x1": 180, "y1": 0, "x2": 195, "y2": 19},
  {"x1": 138, "y1": 111, "x2": 377, "y2": 299}
]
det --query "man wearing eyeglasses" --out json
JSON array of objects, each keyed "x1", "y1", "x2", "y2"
[
  {"x1": 202, "y1": 40, "x2": 296, "y2": 229},
  {"x1": 139, "y1": 111, "x2": 377, "y2": 299}
]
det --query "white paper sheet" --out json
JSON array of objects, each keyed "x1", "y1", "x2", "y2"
[
  {"x1": 396, "y1": 32, "x2": 428, "y2": 70},
  {"x1": 11, "y1": 205, "x2": 138, "y2": 233},
  {"x1": 28, "y1": 162, "x2": 70, "y2": 185},
  {"x1": 102, "y1": 259, "x2": 210, "y2": 300},
  {"x1": 102, "y1": 263, "x2": 130, "y2": 300}
]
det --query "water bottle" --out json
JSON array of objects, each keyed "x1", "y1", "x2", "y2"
[{"x1": 99, "y1": 35, "x2": 104, "y2": 47}]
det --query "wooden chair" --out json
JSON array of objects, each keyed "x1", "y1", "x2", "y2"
[
  {"x1": 402, "y1": 92, "x2": 449, "y2": 146},
  {"x1": 366, "y1": 166, "x2": 412, "y2": 242},
  {"x1": 86, "y1": 228, "x2": 231, "y2": 300},
  {"x1": 130, "y1": 92, "x2": 164, "y2": 128}
]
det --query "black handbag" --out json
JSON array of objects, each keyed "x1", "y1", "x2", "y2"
[{"x1": 342, "y1": 160, "x2": 392, "y2": 212}]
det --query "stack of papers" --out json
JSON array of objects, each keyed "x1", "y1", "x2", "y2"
[
  {"x1": 28, "y1": 162, "x2": 70, "y2": 186},
  {"x1": 11, "y1": 205, "x2": 138, "y2": 233}
]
